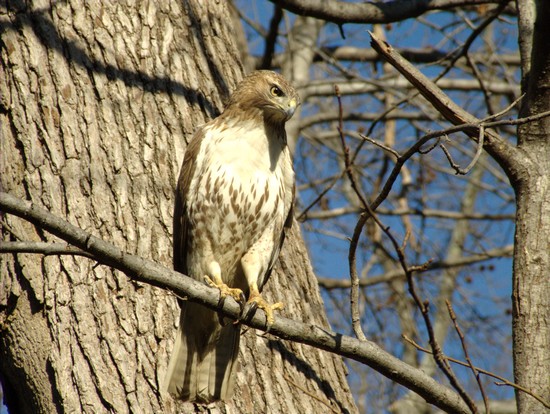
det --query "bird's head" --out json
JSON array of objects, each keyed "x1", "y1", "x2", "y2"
[{"x1": 225, "y1": 70, "x2": 300, "y2": 123}]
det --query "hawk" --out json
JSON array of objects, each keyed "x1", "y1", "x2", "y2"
[{"x1": 164, "y1": 71, "x2": 299, "y2": 402}]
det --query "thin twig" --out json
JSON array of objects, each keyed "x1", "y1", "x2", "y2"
[
  {"x1": 355, "y1": 109, "x2": 550, "y2": 221},
  {"x1": 317, "y1": 244, "x2": 513, "y2": 289},
  {"x1": 440, "y1": 125, "x2": 485, "y2": 175},
  {"x1": 359, "y1": 135, "x2": 401, "y2": 158},
  {"x1": 431, "y1": 1, "x2": 509, "y2": 89},
  {"x1": 418, "y1": 137, "x2": 441, "y2": 154},
  {"x1": 440, "y1": 143, "x2": 462, "y2": 172},
  {"x1": 335, "y1": 84, "x2": 368, "y2": 341},
  {"x1": 401, "y1": 271, "x2": 478, "y2": 414},
  {"x1": 358, "y1": 131, "x2": 480, "y2": 411},
  {"x1": 335, "y1": 86, "x2": 370, "y2": 208},
  {"x1": 482, "y1": 108, "x2": 550, "y2": 127},
  {"x1": 0, "y1": 241, "x2": 94, "y2": 258},
  {"x1": 357, "y1": 1, "x2": 509, "y2": 160},
  {"x1": 283, "y1": 374, "x2": 340, "y2": 413},
  {"x1": 347, "y1": 212, "x2": 369, "y2": 342},
  {"x1": 446, "y1": 300, "x2": 489, "y2": 414},
  {"x1": 403, "y1": 335, "x2": 550, "y2": 409},
  {"x1": 296, "y1": 170, "x2": 345, "y2": 222},
  {"x1": 483, "y1": 93, "x2": 525, "y2": 123},
  {"x1": 462, "y1": 125, "x2": 485, "y2": 174}
]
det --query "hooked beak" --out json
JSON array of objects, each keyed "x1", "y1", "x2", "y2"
[{"x1": 285, "y1": 97, "x2": 300, "y2": 119}]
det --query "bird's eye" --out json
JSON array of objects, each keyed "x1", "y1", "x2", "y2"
[{"x1": 270, "y1": 85, "x2": 284, "y2": 97}]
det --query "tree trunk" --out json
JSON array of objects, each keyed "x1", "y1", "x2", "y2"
[
  {"x1": 0, "y1": 1, "x2": 357, "y2": 413},
  {"x1": 514, "y1": 1, "x2": 550, "y2": 413}
]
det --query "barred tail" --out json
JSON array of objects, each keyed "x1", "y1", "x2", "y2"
[{"x1": 164, "y1": 303, "x2": 240, "y2": 402}]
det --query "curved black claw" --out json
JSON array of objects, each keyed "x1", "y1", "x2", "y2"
[
  {"x1": 238, "y1": 291, "x2": 247, "y2": 310},
  {"x1": 239, "y1": 295, "x2": 284, "y2": 332},
  {"x1": 240, "y1": 301, "x2": 259, "y2": 323},
  {"x1": 216, "y1": 294, "x2": 227, "y2": 308}
]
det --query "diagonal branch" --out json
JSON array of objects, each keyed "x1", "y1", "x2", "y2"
[
  {"x1": 446, "y1": 300, "x2": 490, "y2": 414},
  {"x1": 0, "y1": 191, "x2": 472, "y2": 414},
  {"x1": 270, "y1": 0, "x2": 503, "y2": 25},
  {"x1": 403, "y1": 335, "x2": 550, "y2": 409},
  {"x1": 369, "y1": 31, "x2": 520, "y2": 180}
]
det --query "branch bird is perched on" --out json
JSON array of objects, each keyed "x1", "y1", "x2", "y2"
[{"x1": 164, "y1": 71, "x2": 299, "y2": 402}]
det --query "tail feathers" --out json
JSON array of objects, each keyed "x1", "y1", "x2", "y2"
[{"x1": 164, "y1": 306, "x2": 240, "y2": 402}]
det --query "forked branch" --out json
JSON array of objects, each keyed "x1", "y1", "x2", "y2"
[{"x1": 369, "y1": 31, "x2": 519, "y2": 178}]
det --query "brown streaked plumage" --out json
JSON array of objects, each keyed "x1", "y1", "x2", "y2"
[{"x1": 164, "y1": 71, "x2": 299, "y2": 402}]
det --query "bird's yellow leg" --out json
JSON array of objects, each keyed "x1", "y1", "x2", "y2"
[{"x1": 247, "y1": 283, "x2": 284, "y2": 326}]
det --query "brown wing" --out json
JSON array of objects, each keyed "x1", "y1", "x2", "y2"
[{"x1": 173, "y1": 129, "x2": 206, "y2": 274}]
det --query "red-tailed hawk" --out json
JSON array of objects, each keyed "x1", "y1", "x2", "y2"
[{"x1": 164, "y1": 71, "x2": 299, "y2": 402}]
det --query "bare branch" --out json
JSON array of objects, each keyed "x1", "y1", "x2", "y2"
[
  {"x1": 299, "y1": 110, "x2": 432, "y2": 130},
  {"x1": 439, "y1": 127, "x2": 485, "y2": 175},
  {"x1": 309, "y1": 47, "x2": 521, "y2": 66},
  {"x1": 403, "y1": 336, "x2": 550, "y2": 409},
  {"x1": 296, "y1": 171, "x2": 345, "y2": 222},
  {"x1": 302, "y1": 206, "x2": 515, "y2": 221},
  {"x1": 364, "y1": 198, "x2": 479, "y2": 412},
  {"x1": 457, "y1": 126, "x2": 485, "y2": 174},
  {"x1": 334, "y1": 82, "x2": 477, "y2": 409},
  {"x1": 0, "y1": 241, "x2": 93, "y2": 258},
  {"x1": 317, "y1": 245, "x2": 513, "y2": 289},
  {"x1": 446, "y1": 300, "x2": 490, "y2": 414},
  {"x1": 0, "y1": 191, "x2": 472, "y2": 414},
  {"x1": 300, "y1": 78, "x2": 519, "y2": 100},
  {"x1": 369, "y1": 31, "x2": 520, "y2": 177},
  {"x1": 270, "y1": 0, "x2": 503, "y2": 25},
  {"x1": 335, "y1": 85, "x2": 368, "y2": 342},
  {"x1": 438, "y1": 1, "x2": 509, "y2": 88},
  {"x1": 360, "y1": 135, "x2": 401, "y2": 158}
]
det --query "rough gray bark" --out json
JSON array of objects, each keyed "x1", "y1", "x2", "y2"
[
  {"x1": 514, "y1": 1, "x2": 550, "y2": 413},
  {"x1": 0, "y1": 1, "x2": 357, "y2": 413}
]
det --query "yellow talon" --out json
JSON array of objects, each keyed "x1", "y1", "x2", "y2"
[
  {"x1": 247, "y1": 291, "x2": 284, "y2": 326},
  {"x1": 204, "y1": 276, "x2": 244, "y2": 303}
]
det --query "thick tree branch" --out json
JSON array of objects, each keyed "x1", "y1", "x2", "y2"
[
  {"x1": 369, "y1": 32, "x2": 521, "y2": 180},
  {"x1": 0, "y1": 191, "x2": 471, "y2": 414},
  {"x1": 270, "y1": 0, "x2": 502, "y2": 25}
]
